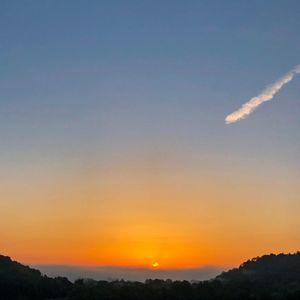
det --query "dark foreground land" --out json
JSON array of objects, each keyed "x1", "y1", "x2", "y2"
[{"x1": 0, "y1": 252, "x2": 300, "y2": 300}]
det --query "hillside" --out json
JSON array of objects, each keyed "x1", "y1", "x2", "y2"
[
  {"x1": 215, "y1": 252, "x2": 300, "y2": 299},
  {"x1": 0, "y1": 255, "x2": 71, "y2": 300},
  {"x1": 217, "y1": 252, "x2": 300, "y2": 284},
  {"x1": 0, "y1": 253, "x2": 300, "y2": 299}
]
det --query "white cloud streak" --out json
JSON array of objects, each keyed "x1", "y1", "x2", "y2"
[{"x1": 225, "y1": 65, "x2": 300, "y2": 124}]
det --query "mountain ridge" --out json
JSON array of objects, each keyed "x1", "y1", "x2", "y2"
[{"x1": 1, "y1": 252, "x2": 300, "y2": 299}]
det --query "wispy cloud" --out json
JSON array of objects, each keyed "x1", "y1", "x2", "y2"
[{"x1": 225, "y1": 65, "x2": 300, "y2": 124}]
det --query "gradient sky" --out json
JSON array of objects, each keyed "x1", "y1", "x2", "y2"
[{"x1": 0, "y1": 1, "x2": 299, "y2": 270}]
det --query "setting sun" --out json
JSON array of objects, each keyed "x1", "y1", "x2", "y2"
[{"x1": 152, "y1": 262, "x2": 159, "y2": 268}]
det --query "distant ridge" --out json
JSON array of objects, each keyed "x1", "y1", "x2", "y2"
[{"x1": 0, "y1": 252, "x2": 300, "y2": 299}]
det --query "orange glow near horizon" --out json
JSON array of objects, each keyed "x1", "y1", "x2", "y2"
[{"x1": 1, "y1": 156, "x2": 299, "y2": 269}]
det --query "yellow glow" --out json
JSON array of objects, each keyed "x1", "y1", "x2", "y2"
[{"x1": 152, "y1": 262, "x2": 159, "y2": 268}]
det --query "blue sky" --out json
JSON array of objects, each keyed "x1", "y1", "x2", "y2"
[{"x1": 1, "y1": 1, "x2": 299, "y2": 162}]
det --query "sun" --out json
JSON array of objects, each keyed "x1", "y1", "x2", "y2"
[{"x1": 152, "y1": 261, "x2": 159, "y2": 268}]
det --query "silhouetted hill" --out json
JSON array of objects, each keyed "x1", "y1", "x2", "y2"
[
  {"x1": 0, "y1": 255, "x2": 71, "y2": 300},
  {"x1": 1, "y1": 253, "x2": 300, "y2": 299},
  {"x1": 214, "y1": 252, "x2": 300, "y2": 299},
  {"x1": 217, "y1": 252, "x2": 300, "y2": 284}
]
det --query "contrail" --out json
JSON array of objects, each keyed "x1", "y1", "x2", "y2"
[{"x1": 225, "y1": 65, "x2": 300, "y2": 124}]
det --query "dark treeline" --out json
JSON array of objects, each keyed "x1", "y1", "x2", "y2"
[
  {"x1": 0, "y1": 255, "x2": 72, "y2": 299},
  {"x1": 1, "y1": 253, "x2": 300, "y2": 300}
]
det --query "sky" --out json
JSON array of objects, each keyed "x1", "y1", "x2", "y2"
[{"x1": 0, "y1": 0, "x2": 299, "y2": 278}]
